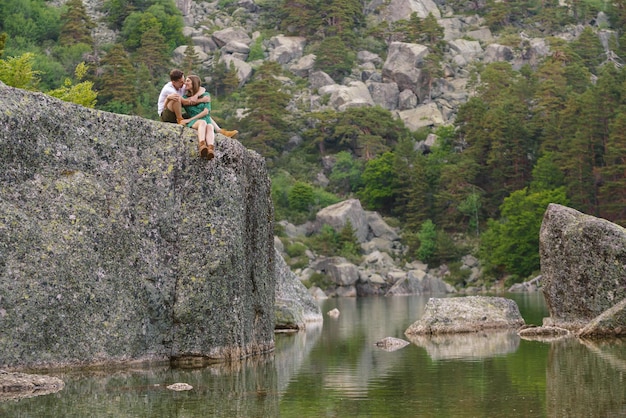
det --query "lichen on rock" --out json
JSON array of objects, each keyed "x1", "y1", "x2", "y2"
[{"x1": 0, "y1": 82, "x2": 275, "y2": 369}]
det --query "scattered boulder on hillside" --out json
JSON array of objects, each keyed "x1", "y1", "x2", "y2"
[
  {"x1": 269, "y1": 35, "x2": 307, "y2": 64},
  {"x1": 382, "y1": 42, "x2": 429, "y2": 100},
  {"x1": 315, "y1": 199, "x2": 370, "y2": 243},
  {"x1": 540, "y1": 204, "x2": 626, "y2": 332},
  {"x1": 405, "y1": 296, "x2": 525, "y2": 335}
]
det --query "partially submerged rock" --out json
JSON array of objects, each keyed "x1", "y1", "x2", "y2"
[
  {"x1": 374, "y1": 337, "x2": 410, "y2": 352},
  {"x1": 0, "y1": 371, "x2": 64, "y2": 401},
  {"x1": 540, "y1": 204, "x2": 626, "y2": 331},
  {"x1": 405, "y1": 296, "x2": 525, "y2": 335},
  {"x1": 518, "y1": 326, "x2": 571, "y2": 342},
  {"x1": 166, "y1": 382, "x2": 193, "y2": 391},
  {"x1": 327, "y1": 308, "x2": 340, "y2": 318},
  {"x1": 578, "y1": 298, "x2": 626, "y2": 338}
]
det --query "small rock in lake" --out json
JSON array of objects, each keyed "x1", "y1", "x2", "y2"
[
  {"x1": 327, "y1": 308, "x2": 340, "y2": 318},
  {"x1": 166, "y1": 382, "x2": 193, "y2": 391},
  {"x1": 375, "y1": 337, "x2": 410, "y2": 351}
]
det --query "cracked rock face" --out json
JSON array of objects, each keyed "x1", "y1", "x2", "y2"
[{"x1": 0, "y1": 82, "x2": 275, "y2": 369}]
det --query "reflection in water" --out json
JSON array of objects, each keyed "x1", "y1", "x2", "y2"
[
  {"x1": 407, "y1": 330, "x2": 521, "y2": 360},
  {"x1": 3, "y1": 294, "x2": 626, "y2": 417},
  {"x1": 547, "y1": 338, "x2": 626, "y2": 418}
]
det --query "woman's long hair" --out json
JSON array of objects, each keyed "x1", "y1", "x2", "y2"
[{"x1": 187, "y1": 75, "x2": 202, "y2": 97}]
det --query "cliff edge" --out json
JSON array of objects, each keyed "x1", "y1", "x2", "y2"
[{"x1": 0, "y1": 82, "x2": 275, "y2": 369}]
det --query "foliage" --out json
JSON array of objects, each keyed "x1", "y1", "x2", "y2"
[
  {"x1": 328, "y1": 151, "x2": 364, "y2": 195},
  {"x1": 248, "y1": 36, "x2": 266, "y2": 61},
  {"x1": 121, "y1": 2, "x2": 185, "y2": 52},
  {"x1": 0, "y1": 52, "x2": 40, "y2": 90},
  {"x1": 288, "y1": 181, "x2": 315, "y2": 212},
  {"x1": 358, "y1": 152, "x2": 399, "y2": 213},
  {"x1": 59, "y1": 0, "x2": 94, "y2": 46},
  {"x1": 479, "y1": 187, "x2": 569, "y2": 280},
  {"x1": 313, "y1": 36, "x2": 355, "y2": 81},
  {"x1": 307, "y1": 223, "x2": 361, "y2": 262},
  {"x1": 46, "y1": 62, "x2": 97, "y2": 107},
  {"x1": 415, "y1": 219, "x2": 437, "y2": 263},
  {"x1": 240, "y1": 61, "x2": 291, "y2": 158}
]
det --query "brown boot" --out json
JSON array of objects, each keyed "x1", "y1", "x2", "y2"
[
  {"x1": 219, "y1": 129, "x2": 238, "y2": 138},
  {"x1": 199, "y1": 140, "x2": 209, "y2": 159},
  {"x1": 206, "y1": 144, "x2": 215, "y2": 160}
]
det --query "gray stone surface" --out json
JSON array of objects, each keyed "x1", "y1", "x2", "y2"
[
  {"x1": 0, "y1": 82, "x2": 275, "y2": 369},
  {"x1": 405, "y1": 296, "x2": 525, "y2": 335},
  {"x1": 540, "y1": 204, "x2": 626, "y2": 330},
  {"x1": 274, "y1": 249, "x2": 322, "y2": 330}
]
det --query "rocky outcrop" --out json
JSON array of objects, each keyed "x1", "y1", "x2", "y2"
[
  {"x1": 0, "y1": 83, "x2": 275, "y2": 369},
  {"x1": 274, "y1": 249, "x2": 322, "y2": 330},
  {"x1": 540, "y1": 204, "x2": 626, "y2": 331},
  {"x1": 405, "y1": 296, "x2": 525, "y2": 335}
]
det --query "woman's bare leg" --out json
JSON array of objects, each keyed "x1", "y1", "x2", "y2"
[{"x1": 205, "y1": 124, "x2": 215, "y2": 159}]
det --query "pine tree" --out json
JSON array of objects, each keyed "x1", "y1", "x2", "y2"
[
  {"x1": 59, "y1": 0, "x2": 94, "y2": 46},
  {"x1": 181, "y1": 44, "x2": 201, "y2": 76},
  {"x1": 97, "y1": 43, "x2": 135, "y2": 106},
  {"x1": 598, "y1": 109, "x2": 626, "y2": 225},
  {"x1": 240, "y1": 61, "x2": 291, "y2": 157},
  {"x1": 135, "y1": 26, "x2": 170, "y2": 79}
]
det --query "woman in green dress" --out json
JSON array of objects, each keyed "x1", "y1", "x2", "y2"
[{"x1": 180, "y1": 75, "x2": 218, "y2": 159}]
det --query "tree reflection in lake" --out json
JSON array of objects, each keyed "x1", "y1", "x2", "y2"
[{"x1": 2, "y1": 294, "x2": 626, "y2": 417}]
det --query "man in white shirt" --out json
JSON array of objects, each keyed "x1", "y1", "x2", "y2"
[{"x1": 157, "y1": 69, "x2": 238, "y2": 137}]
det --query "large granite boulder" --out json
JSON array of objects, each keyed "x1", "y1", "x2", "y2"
[
  {"x1": 315, "y1": 199, "x2": 369, "y2": 243},
  {"x1": 540, "y1": 204, "x2": 626, "y2": 331},
  {"x1": 382, "y1": 42, "x2": 429, "y2": 100},
  {"x1": 0, "y1": 82, "x2": 275, "y2": 369},
  {"x1": 274, "y1": 249, "x2": 322, "y2": 330},
  {"x1": 405, "y1": 296, "x2": 525, "y2": 335}
]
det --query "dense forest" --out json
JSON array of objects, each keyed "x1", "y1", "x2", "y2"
[{"x1": 2, "y1": 0, "x2": 626, "y2": 285}]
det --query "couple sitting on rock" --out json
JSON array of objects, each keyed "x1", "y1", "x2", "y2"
[{"x1": 157, "y1": 69, "x2": 238, "y2": 160}]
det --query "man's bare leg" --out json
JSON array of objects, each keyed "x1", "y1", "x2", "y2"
[{"x1": 167, "y1": 100, "x2": 184, "y2": 124}]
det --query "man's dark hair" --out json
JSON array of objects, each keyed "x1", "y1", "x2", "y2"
[{"x1": 169, "y1": 69, "x2": 184, "y2": 82}]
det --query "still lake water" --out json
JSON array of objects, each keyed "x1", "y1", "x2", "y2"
[{"x1": 2, "y1": 293, "x2": 626, "y2": 417}]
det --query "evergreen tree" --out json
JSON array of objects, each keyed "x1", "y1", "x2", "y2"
[
  {"x1": 598, "y1": 109, "x2": 626, "y2": 225},
  {"x1": 59, "y1": 0, "x2": 94, "y2": 47},
  {"x1": 222, "y1": 61, "x2": 240, "y2": 95},
  {"x1": 358, "y1": 152, "x2": 399, "y2": 213},
  {"x1": 279, "y1": 0, "x2": 321, "y2": 37},
  {"x1": 181, "y1": 43, "x2": 201, "y2": 77},
  {"x1": 135, "y1": 26, "x2": 170, "y2": 79},
  {"x1": 97, "y1": 43, "x2": 135, "y2": 106},
  {"x1": 240, "y1": 61, "x2": 291, "y2": 158},
  {"x1": 313, "y1": 36, "x2": 355, "y2": 82},
  {"x1": 571, "y1": 26, "x2": 603, "y2": 72}
]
